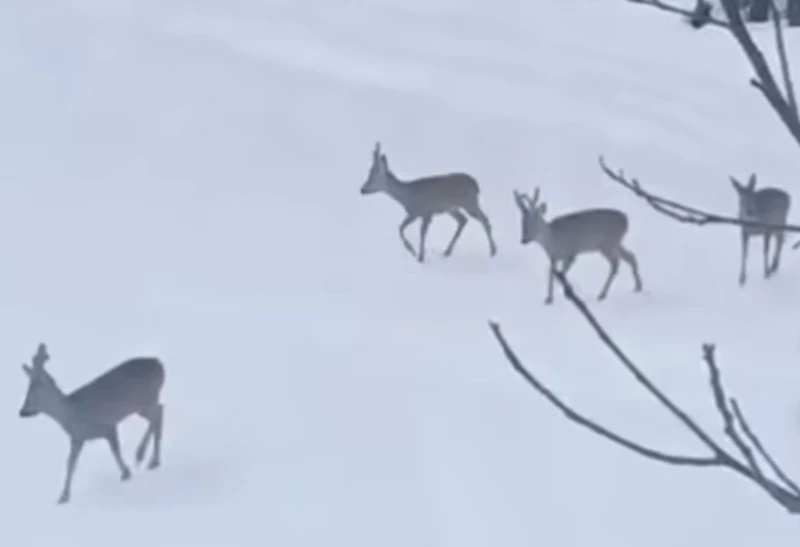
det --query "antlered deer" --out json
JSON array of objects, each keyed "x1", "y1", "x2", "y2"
[
  {"x1": 360, "y1": 142, "x2": 497, "y2": 262},
  {"x1": 19, "y1": 343, "x2": 165, "y2": 504},
  {"x1": 514, "y1": 187, "x2": 643, "y2": 304}
]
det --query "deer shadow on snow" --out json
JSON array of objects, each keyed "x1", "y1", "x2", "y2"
[{"x1": 86, "y1": 451, "x2": 236, "y2": 506}]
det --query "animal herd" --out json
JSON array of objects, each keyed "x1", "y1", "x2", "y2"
[
  {"x1": 361, "y1": 142, "x2": 793, "y2": 299},
  {"x1": 17, "y1": 141, "x2": 792, "y2": 506}
]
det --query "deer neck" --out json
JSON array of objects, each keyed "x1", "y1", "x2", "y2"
[
  {"x1": 382, "y1": 170, "x2": 411, "y2": 204},
  {"x1": 40, "y1": 383, "x2": 81, "y2": 437},
  {"x1": 535, "y1": 222, "x2": 557, "y2": 256}
]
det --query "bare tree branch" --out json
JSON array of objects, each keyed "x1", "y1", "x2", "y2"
[
  {"x1": 701, "y1": 344, "x2": 764, "y2": 478},
  {"x1": 730, "y1": 399, "x2": 800, "y2": 495},
  {"x1": 599, "y1": 155, "x2": 800, "y2": 233},
  {"x1": 627, "y1": 0, "x2": 729, "y2": 26},
  {"x1": 768, "y1": 0, "x2": 798, "y2": 116},
  {"x1": 488, "y1": 321, "x2": 717, "y2": 466},
  {"x1": 488, "y1": 269, "x2": 800, "y2": 514},
  {"x1": 717, "y1": 0, "x2": 800, "y2": 147},
  {"x1": 634, "y1": 0, "x2": 800, "y2": 147},
  {"x1": 528, "y1": 272, "x2": 731, "y2": 457}
]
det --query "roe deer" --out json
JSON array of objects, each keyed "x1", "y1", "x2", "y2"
[
  {"x1": 360, "y1": 141, "x2": 497, "y2": 262},
  {"x1": 19, "y1": 343, "x2": 165, "y2": 504},
  {"x1": 730, "y1": 173, "x2": 791, "y2": 285},
  {"x1": 513, "y1": 187, "x2": 643, "y2": 304}
]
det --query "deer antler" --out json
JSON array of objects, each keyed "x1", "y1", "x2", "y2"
[
  {"x1": 32, "y1": 343, "x2": 49, "y2": 370},
  {"x1": 530, "y1": 187, "x2": 541, "y2": 207},
  {"x1": 513, "y1": 190, "x2": 529, "y2": 209}
]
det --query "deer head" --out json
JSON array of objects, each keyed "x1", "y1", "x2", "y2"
[{"x1": 19, "y1": 343, "x2": 57, "y2": 418}]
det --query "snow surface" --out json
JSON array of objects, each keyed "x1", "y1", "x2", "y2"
[{"x1": 2, "y1": 0, "x2": 800, "y2": 544}]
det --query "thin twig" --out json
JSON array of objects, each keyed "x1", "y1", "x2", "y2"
[
  {"x1": 627, "y1": 0, "x2": 729, "y2": 26},
  {"x1": 599, "y1": 156, "x2": 800, "y2": 234},
  {"x1": 730, "y1": 399, "x2": 800, "y2": 495},
  {"x1": 701, "y1": 344, "x2": 763, "y2": 478}
]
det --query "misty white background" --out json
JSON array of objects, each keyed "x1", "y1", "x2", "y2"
[{"x1": 1, "y1": 0, "x2": 799, "y2": 545}]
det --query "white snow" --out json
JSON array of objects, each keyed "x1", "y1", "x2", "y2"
[{"x1": 1, "y1": 0, "x2": 800, "y2": 544}]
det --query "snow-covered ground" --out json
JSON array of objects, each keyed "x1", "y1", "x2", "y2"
[{"x1": 2, "y1": 0, "x2": 799, "y2": 544}]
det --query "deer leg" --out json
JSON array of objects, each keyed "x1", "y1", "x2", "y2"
[
  {"x1": 150, "y1": 403, "x2": 164, "y2": 470},
  {"x1": 137, "y1": 403, "x2": 163, "y2": 470},
  {"x1": 770, "y1": 231, "x2": 785, "y2": 275},
  {"x1": 618, "y1": 246, "x2": 643, "y2": 292},
  {"x1": 398, "y1": 215, "x2": 418, "y2": 258},
  {"x1": 559, "y1": 256, "x2": 576, "y2": 297},
  {"x1": 417, "y1": 215, "x2": 432, "y2": 262},
  {"x1": 763, "y1": 233, "x2": 771, "y2": 278},
  {"x1": 105, "y1": 428, "x2": 131, "y2": 481},
  {"x1": 465, "y1": 206, "x2": 497, "y2": 257},
  {"x1": 58, "y1": 439, "x2": 84, "y2": 504},
  {"x1": 545, "y1": 260, "x2": 557, "y2": 305},
  {"x1": 135, "y1": 424, "x2": 153, "y2": 467},
  {"x1": 443, "y1": 211, "x2": 468, "y2": 257},
  {"x1": 598, "y1": 250, "x2": 620, "y2": 301},
  {"x1": 739, "y1": 231, "x2": 749, "y2": 286}
]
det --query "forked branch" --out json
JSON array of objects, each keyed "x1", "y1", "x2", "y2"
[
  {"x1": 730, "y1": 399, "x2": 800, "y2": 496},
  {"x1": 630, "y1": 0, "x2": 800, "y2": 147},
  {"x1": 488, "y1": 270, "x2": 800, "y2": 514},
  {"x1": 488, "y1": 321, "x2": 718, "y2": 467},
  {"x1": 768, "y1": 0, "x2": 797, "y2": 117},
  {"x1": 717, "y1": 0, "x2": 800, "y2": 146}
]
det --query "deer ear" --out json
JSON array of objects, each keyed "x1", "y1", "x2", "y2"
[
  {"x1": 730, "y1": 176, "x2": 741, "y2": 191},
  {"x1": 748, "y1": 173, "x2": 757, "y2": 188},
  {"x1": 513, "y1": 190, "x2": 524, "y2": 210},
  {"x1": 539, "y1": 202, "x2": 548, "y2": 215},
  {"x1": 21, "y1": 364, "x2": 32, "y2": 377},
  {"x1": 380, "y1": 154, "x2": 388, "y2": 167}
]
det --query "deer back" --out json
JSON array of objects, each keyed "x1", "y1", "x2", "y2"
[
  {"x1": 394, "y1": 172, "x2": 481, "y2": 215},
  {"x1": 67, "y1": 357, "x2": 165, "y2": 425},
  {"x1": 547, "y1": 208, "x2": 629, "y2": 258},
  {"x1": 737, "y1": 187, "x2": 791, "y2": 236},
  {"x1": 752, "y1": 188, "x2": 791, "y2": 223}
]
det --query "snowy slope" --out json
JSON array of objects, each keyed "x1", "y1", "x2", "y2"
[{"x1": 1, "y1": 0, "x2": 800, "y2": 544}]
